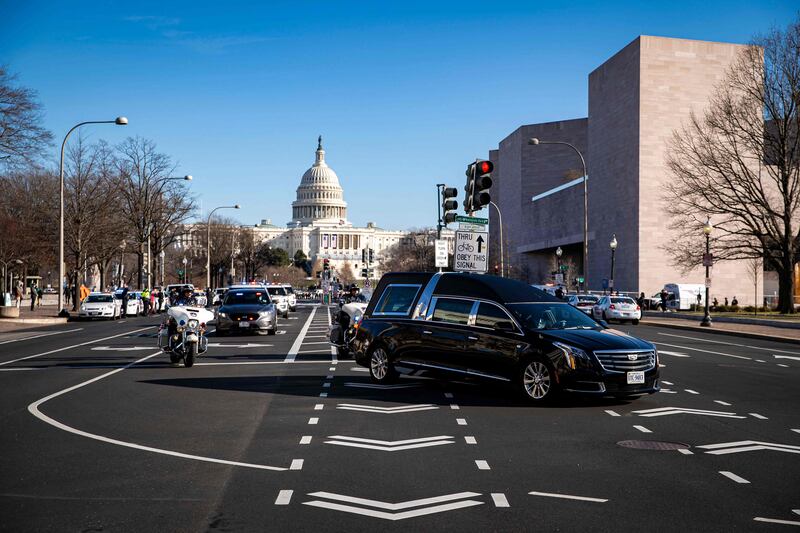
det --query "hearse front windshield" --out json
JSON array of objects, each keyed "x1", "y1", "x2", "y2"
[{"x1": 508, "y1": 302, "x2": 601, "y2": 331}]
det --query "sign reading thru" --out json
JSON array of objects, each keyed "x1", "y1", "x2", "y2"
[{"x1": 454, "y1": 231, "x2": 489, "y2": 273}]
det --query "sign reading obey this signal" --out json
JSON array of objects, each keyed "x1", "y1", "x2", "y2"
[{"x1": 455, "y1": 231, "x2": 488, "y2": 273}]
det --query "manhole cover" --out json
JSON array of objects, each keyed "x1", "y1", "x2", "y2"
[{"x1": 617, "y1": 440, "x2": 690, "y2": 451}]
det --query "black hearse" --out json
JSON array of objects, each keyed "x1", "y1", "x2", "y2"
[{"x1": 352, "y1": 272, "x2": 660, "y2": 403}]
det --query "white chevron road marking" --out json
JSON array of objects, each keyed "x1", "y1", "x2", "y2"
[
  {"x1": 632, "y1": 407, "x2": 745, "y2": 419},
  {"x1": 336, "y1": 403, "x2": 439, "y2": 414},
  {"x1": 302, "y1": 491, "x2": 484, "y2": 520},
  {"x1": 343, "y1": 382, "x2": 421, "y2": 389},
  {"x1": 698, "y1": 441, "x2": 800, "y2": 455},
  {"x1": 324, "y1": 435, "x2": 455, "y2": 451}
]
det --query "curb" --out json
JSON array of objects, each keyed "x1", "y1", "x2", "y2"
[
  {"x1": 0, "y1": 317, "x2": 68, "y2": 325},
  {"x1": 640, "y1": 320, "x2": 800, "y2": 345}
]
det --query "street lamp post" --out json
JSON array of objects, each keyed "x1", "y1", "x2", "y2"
[
  {"x1": 701, "y1": 218, "x2": 713, "y2": 327},
  {"x1": 609, "y1": 234, "x2": 618, "y2": 294},
  {"x1": 206, "y1": 205, "x2": 240, "y2": 289},
  {"x1": 1, "y1": 259, "x2": 23, "y2": 297},
  {"x1": 182, "y1": 257, "x2": 188, "y2": 284},
  {"x1": 58, "y1": 117, "x2": 127, "y2": 314},
  {"x1": 555, "y1": 246, "x2": 562, "y2": 285},
  {"x1": 529, "y1": 138, "x2": 589, "y2": 292},
  {"x1": 490, "y1": 201, "x2": 504, "y2": 277}
]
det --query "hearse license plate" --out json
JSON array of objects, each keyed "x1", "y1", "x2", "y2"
[
  {"x1": 238, "y1": 321, "x2": 250, "y2": 328},
  {"x1": 627, "y1": 371, "x2": 645, "y2": 384}
]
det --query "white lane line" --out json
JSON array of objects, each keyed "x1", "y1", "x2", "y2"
[
  {"x1": 604, "y1": 410, "x2": 620, "y2": 417},
  {"x1": 465, "y1": 436, "x2": 477, "y2": 444},
  {"x1": 753, "y1": 517, "x2": 800, "y2": 527},
  {"x1": 314, "y1": 404, "x2": 324, "y2": 411},
  {"x1": 308, "y1": 417, "x2": 319, "y2": 425},
  {"x1": 285, "y1": 307, "x2": 317, "y2": 363},
  {"x1": 678, "y1": 448, "x2": 694, "y2": 455},
  {"x1": 661, "y1": 380, "x2": 674, "y2": 386},
  {"x1": 275, "y1": 490, "x2": 293, "y2": 505},
  {"x1": 719, "y1": 471, "x2": 750, "y2": 484},
  {"x1": 303, "y1": 341, "x2": 332, "y2": 345},
  {"x1": 749, "y1": 413, "x2": 768, "y2": 420},
  {"x1": 475, "y1": 460, "x2": 491, "y2": 470},
  {"x1": 323, "y1": 382, "x2": 331, "y2": 388},
  {"x1": 0, "y1": 326, "x2": 153, "y2": 367},
  {"x1": 633, "y1": 425, "x2": 652, "y2": 433},
  {"x1": 196, "y1": 361, "x2": 332, "y2": 366},
  {"x1": 27, "y1": 351, "x2": 287, "y2": 471},
  {"x1": 0, "y1": 328, "x2": 83, "y2": 345},
  {"x1": 296, "y1": 349, "x2": 331, "y2": 355},
  {"x1": 792, "y1": 429, "x2": 800, "y2": 435},
  {"x1": 0, "y1": 367, "x2": 42, "y2": 372},
  {"x1": 444, "y1": 393, "x2": 454, "y2": 399},
  {"x1": 491, "y1": 493, "x2": 509, "y2": 507},
  {"x1": 289, "y1": 459, "x2": 304, "y2": 470},
  {"x1": 659, "y1": 389, "x2": 677, "y2": 394},
  {"x1": 684, "y1": 389, "x2": 700, "y2": 395},
  {"x1": 456, "y1": 418, "x2": 467, "y2": 426},
  {"x1": 658, "y1": 332, "x2": 800, "y2": 356},
  {"x1": 653, "y1": 341, "x2": 751, "y2": 361},
  {"x1": 778, "y1": 364, "x2": 790, "y2": 368},
  {"x1": 450, "y1": 404, "x2": 460, "y2": 410},
  {"x1": 755, "y1": 359, "x2": 766, "y2": 363},
  {"x1": 528, "y1": 491, "x2": 607, "y2": 503},
  {"x1": 329, "y1": 367, "x2": 336, "y2": 371},
  {"x1": 714, "y1": 400, "x2": 732, "y2": 406},
  {"x1": 326, "y1": 305, "x2": 338, "y2": 366},
  {"x1": 300, "y1": 436, "x2": 312, "y2": 444},
  {"x1": 319, "y1": 392, "x2": 328, "y2": 398}
]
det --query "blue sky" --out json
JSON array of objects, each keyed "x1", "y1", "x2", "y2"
[{"x1": 3, "y1": 0, "x2": 794, "y2": 229}]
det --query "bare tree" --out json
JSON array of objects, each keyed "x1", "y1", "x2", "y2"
[
  {"x1": 338, "y1": 261, "x2": 356, "y2": 285},
  {"x1": 0, "y1": 66, "x2": 53, "y2": 168},
  {"x1": 381, "y1": 229, "x2": 436, "y2": 272},
  {"x1": 665, "y1": 19, "x2": 800, "y2": 313}
]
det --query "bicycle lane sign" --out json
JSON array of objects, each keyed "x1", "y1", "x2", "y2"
[{"x1": 454, "y1": 230, "x2": 489, "y2": 273}]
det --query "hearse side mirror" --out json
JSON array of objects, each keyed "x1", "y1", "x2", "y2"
[{"x1": 495, "y1": 321, "x2": 516, "y2": 332}]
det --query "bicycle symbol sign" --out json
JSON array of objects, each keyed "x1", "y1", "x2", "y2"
[{"x1": 454, "y1": 231, "x2": 489, "y2": 273}]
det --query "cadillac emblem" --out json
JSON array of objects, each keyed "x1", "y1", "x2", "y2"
[{"x1": 627, "y1": 353, "x2": 638, "y2": 361}]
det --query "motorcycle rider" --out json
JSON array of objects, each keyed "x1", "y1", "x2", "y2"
[{"x1": 174, "y1": 287, "x2": 197, "y2": 307}]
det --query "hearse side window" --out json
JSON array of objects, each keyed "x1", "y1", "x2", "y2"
[
  {"x1": 431, "y1": 298, "x2": 473, "y2": 325},
  {"x1": 373, "y1": 284, "x2": 422, "y2": 316},
  {"x1": 475, "y1": 302, "x2": 513, "y2": 329}
]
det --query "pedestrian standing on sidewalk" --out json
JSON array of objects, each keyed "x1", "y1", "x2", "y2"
[
  {"x1": 29, "y1": 283, "x2": 37, "y2": 311},
  {"x1": 14, "y1": 281, "x2": 23, "y2": 308},
  {"x1": 637, "y1": 292, "x2": 646, "y2": 316},
  {"x1": 660, "y1": 288, "x2": 668, "y2": 312},
  {"x1": 37, "y1": 286, "x2": 43, "y2": 307},
  {"x1": 142, "y1": 288, "x2": 151, "y2": 316},
  {"x1": 157, "y1": 289, "x2": 164, "y2": 313}
]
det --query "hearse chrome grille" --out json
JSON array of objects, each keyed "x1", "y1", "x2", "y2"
[{"x1": 593, "y1": 349, "x2": 655, "y2": 373}]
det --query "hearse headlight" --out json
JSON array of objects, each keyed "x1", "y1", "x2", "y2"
[{"x1": 553, "y1": 342, "x2": 590, "y2": 370}]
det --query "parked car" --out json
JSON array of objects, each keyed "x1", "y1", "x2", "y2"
[
  {"x1": 591, "y1": 296, "x2": 641, "y2": 324},
  {"x1": 215, "y1": 288, "x2": 278, "y2": 336},
  {"x1": 352, "y1": 272, "x2": 659, "y2": 403},
  {"x1": 265, "y1": 285, "x2": 290, "y2": 318},
  {"x1": 79, "y1": 292, "x2": 120, "y2": 320},
  {"x1": 567, "y1": 294, "x2": 599, "y2": 315}
]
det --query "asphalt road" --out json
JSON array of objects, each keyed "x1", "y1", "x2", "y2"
[{"x1": 1, "y1": 308, "x2": 798, "y2": 532}]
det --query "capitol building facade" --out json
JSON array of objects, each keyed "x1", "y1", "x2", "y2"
[{"x1": 176, "y1": 137, "x2": 445, "y2": 280}]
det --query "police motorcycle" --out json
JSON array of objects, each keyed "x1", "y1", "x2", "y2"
[
  {"x1": 158, "y1": 300, "x2": 215, "y2": 367},
  {"x1": 329, "y1": 286, "x2": 371, "y2": 358}
]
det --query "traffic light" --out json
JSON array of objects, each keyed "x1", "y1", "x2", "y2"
[
  {"x1": 361, "y1": 249, "x2": 367, "y2": 263},
  {"x1": 368, "y1": 248, "x2": 374, "y2": 263},
  {"x1": 441, "y1": 187, "x2": 458, "y2": 224},
  {"x1": 323, "y1": 258, "x2": 330, "y2": 274},
  {"x1": 361, "y1": 268, "x2": 368, "y2": 278},
  {"x1": 464, "y1": 160, "x2": 493, "y2": 213}
]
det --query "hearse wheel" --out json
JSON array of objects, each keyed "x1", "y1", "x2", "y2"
[
  {"x1": 518, "y1": 358, "x2": 558, "y2": 404},
  {"x1": 369, "y1": 347, "x2": 398, "y2": 383}
]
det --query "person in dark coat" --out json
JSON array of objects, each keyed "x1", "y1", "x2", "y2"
[
  {"x1": 660, "y1": 289, "x2": 668, "y2": 312},
  {"x1": 120, "y1": 286, "x2": 129, "y2": 318}
]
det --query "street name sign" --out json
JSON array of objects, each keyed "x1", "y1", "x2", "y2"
[
  {"x1": 434, "y1": 239, "x2": 449, "y2": 268},
  {"x1": 454, "y1": 230, "x2": 489, "y2": 273},
  {"x1": 458, "y1": 222, "x2": 486, "y2": 231},
  {"x1": 455, "y1": 215, "x2": 489, "y2": 225}
]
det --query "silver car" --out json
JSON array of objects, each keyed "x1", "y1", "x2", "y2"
[
  {"x1": 592, "y1": 296, "x2": 642, "y2": 324},
  {"x1": 215, "y1": 288, "x2": 278, "y2": 336}
]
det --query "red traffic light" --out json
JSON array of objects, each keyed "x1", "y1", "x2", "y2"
[{"x1": 477, "y1": 160, "x2": 493, "y2": 175}]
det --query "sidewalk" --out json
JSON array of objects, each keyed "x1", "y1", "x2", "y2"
[
  {"x1": 640, "y1": 314, "x2": 800, "y2": 344},
  {"x1": 0, "y1": 302, "x2": 69, "y2": 331}
]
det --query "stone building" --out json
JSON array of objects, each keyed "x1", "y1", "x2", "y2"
[{"x1": 489, "y1": 35, "x2": 764, "y2": 304}]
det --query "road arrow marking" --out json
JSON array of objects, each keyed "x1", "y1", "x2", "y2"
[
  {"x1": 324, "y1": 435, "x2": 455, "y2": 451},
  {"x1": 206, "y1": 343, "x2": 271, "y2": 348},
  {"x1": 632, "y1": 407, "x2": 745, "y2": 419},
  {"x1": 302, "y1": 491, "x2": 484, "y2": 520},
  {"x1": 343, "y1": 382, "x2": 420, "y2": 390},
  {"x1": 91, "y1": 346, "x2": 154, "y2": 351},
  {"x1": 697, "y1": 441, "x2": 800, "y2": 455},
  {"x1": 753, "y1": 517, "x2": 800, "y2": 527},
  {"x1": 774, "y1": 355, "x2": 800, "y2": 361},
  {"x1": 659, "y1": 350, "x2": 690, "y2": 358},
  {"x1": 336, "y1": 403, "x2": 439, "y2": 414}
]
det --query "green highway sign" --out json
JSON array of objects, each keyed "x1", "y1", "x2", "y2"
[{"x1": 455, "y1": 215, "x2": 489, "y2": 224}]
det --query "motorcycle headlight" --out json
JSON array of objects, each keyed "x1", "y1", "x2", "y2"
[
  {"x1": 187, "y1": 319, "x2": 199, "y2": 328},
  {"x1": 218, "y1": 312, "x2": 227, "y2": 318},
  {"x1": 553, "y1": 342, "x2": 590, "y2": 370}
]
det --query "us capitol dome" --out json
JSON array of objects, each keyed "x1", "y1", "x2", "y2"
[{"x1": 290, "y1": 136, "x2": 348, "y2": 227}]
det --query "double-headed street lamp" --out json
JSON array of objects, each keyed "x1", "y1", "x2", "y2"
[
  {"x1": 58, "y1": 117, "x2": 128, "y2": 314},
  {"x1": 528, "y1": 138, "x2": 589, "y2": 292},
  {"x1": 701, "y1": 218, "x2": 713, "y2": 327},
  {"x1": 206, "y1": 205, "x2": 240, "y2": 289},
  {"x1": 609, "y1": 234, "x2": 618, "y2": 294},
  {"x1": 145, "y1": 175, "x2": 193, "y2": 289}
]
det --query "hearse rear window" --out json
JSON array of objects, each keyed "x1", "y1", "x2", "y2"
[
  {"x1": 431, "y1": 298, "x2": 473, "y2": 325},
  {"x1": 373, "y1": 284, "x2": 421, "y2": 316}
]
